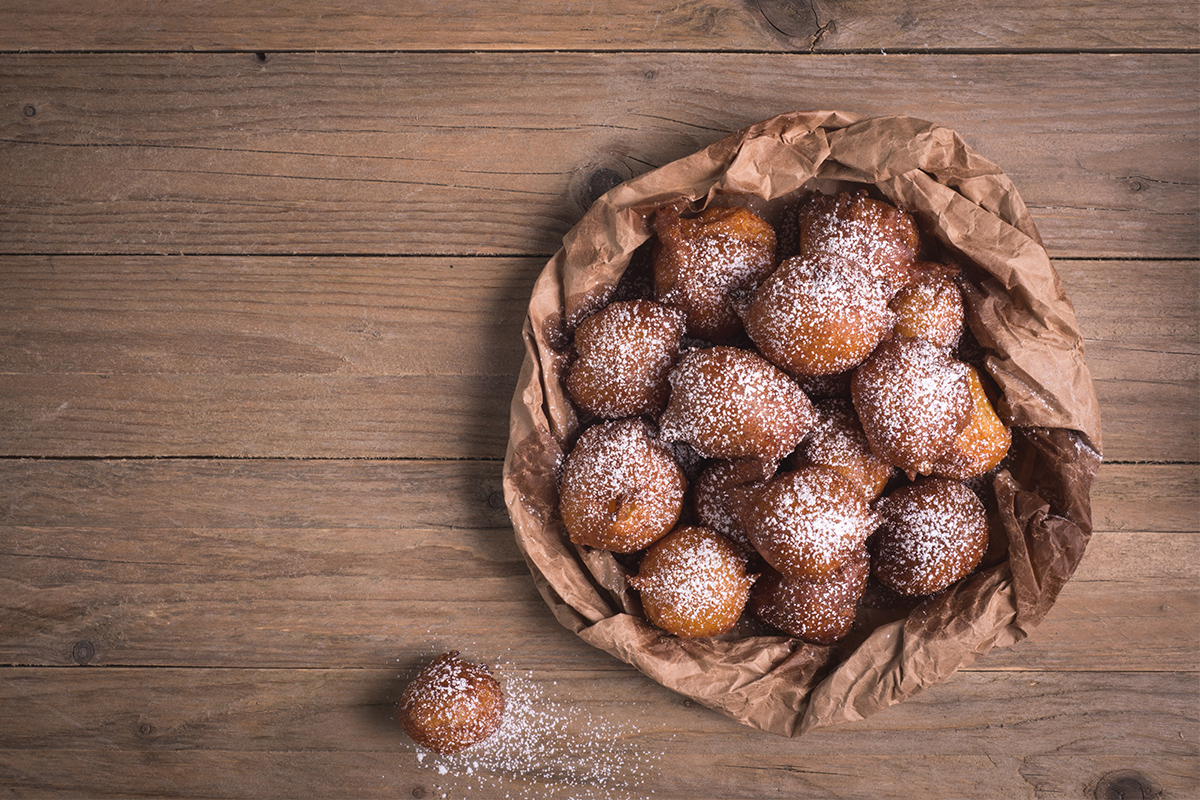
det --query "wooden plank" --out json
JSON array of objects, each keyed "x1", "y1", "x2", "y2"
[
  {"x1": 0, "y1": 668, "x2": 1194, "y2": 798},
  {"x1": 0, "y1": 0, "x2": 1196, "y2": 53},
  {"x1": 0, "y1": 256, "x2": 1195, "y2": 461},
  {"x1": 1, "y1": 53, "x2": 1195, "y2": 260},
  {"x1": 1, "y1": 460, "x2": 1194, "y2": 670}
]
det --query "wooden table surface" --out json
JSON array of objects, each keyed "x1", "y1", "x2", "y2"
[{"x1": 1, "y1": 3, "x2": 1197, "y2": 798}]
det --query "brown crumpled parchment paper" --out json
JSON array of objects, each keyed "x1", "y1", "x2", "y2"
[{"x1": 501, "y1": 111, "x2": 1103, "y2": 737}]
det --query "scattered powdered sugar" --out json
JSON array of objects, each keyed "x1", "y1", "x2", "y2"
[{"x1": 407, "y1": 663, "x2": 665, "y2": 799}]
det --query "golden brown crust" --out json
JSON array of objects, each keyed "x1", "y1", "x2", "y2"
[
  {"x1": 559, "y1": 418, "x2": 686, "y2": 553},
  {"x1": 930, "y1": 366, "x2": 1013, "y2": 480},
  {"x1": 750, "y1": 548, "x2": 870, "y2": 645},
  {"x1": 565, "y1": 299, "x2": 686, "y2": 418},
  {"x1": 744, "y1": 253, "x2": 896, "y2": 377},
  {"x1": 741, "y1": 465, "x2": 879, "y2": 582},
  {"x1": 398, "y1": 652, "x2": 505, "y2": 754},
  {"x1": 652, "y1": 204, "x2": 777, "y2": 342},
  {"x1": 658, "y1": 346, "x2": 816, "y2": 478},
  {"x1": 796, "y1": 190, "x2": 920, "y2": 295},
  {"x1": 872, "y1": 478, "x2": 989, "y2": 596},
  {"x1": 889, "y1": 262, "x2": 965, "y2": 349},
  {"x1": 629, "y1": 526, "x2": 756, "y2": 639},
  {"x1": 850, "y1": 336, "x2": 972, "y2": 476}
]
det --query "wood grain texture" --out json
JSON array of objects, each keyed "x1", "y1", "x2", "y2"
[
  {"x1": 1, "y1": 459, "x2": 1194, "y2": 671},
  {"x1": 1, "y1": 257, "x2": 1194, "y2": 461},
  {"x1": 0, "y1": 668, "x2": 1195, "y2": 798},
  {"x1": 0, "y1": 0, "x2": 1196, "y2": 53},
  {"x1": 1, "y1": 53, "x2": 1196, "y2": 259}
]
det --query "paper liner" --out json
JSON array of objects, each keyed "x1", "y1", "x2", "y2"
[{"x1": 502, "y1": 111, "x2": 1102, "y2": 736}]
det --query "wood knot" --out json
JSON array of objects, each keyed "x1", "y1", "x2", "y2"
[
  {"x1": 72, "y1": 639, "x2": 95, "y2": 665},
  {"x1": 756, "y1": 0, "x2": 837, "y2": 47},
  {"x1": 411, "y1": 787, "x2": 427, "y2": 799},
  {"x1": 23, "y1": 105, "x2": 36, "y2": 118},
  {"x1": 569, "y1": 162, "x2": 630, "y2": 211},
  {"x1": 1093, "y1": 770, "x2": 1161, "y2": 800}
]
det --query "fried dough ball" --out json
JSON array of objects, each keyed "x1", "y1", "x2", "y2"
[
  {"x1": 628, "y1": 526, "x2": 756, "y2": 639},
  {"x1": 798, "y1": 400, "x2": 894, "y2": 500},
  {"x1": 851, "y1": 336, "x2": 973, "y2": 476},
  {"x1": 890, "y1": 262, "x2": 965, "y2": 349},
  {"x1": 652, "y1": 203, "x2": 777, "y2": 341},
  {"x1": 692, "y1": 459, "x2": 768, "y2": 557},
  {"x1": 741, "y1": 465, "x2": 879, "y2": 583},
  {"x1": 565, "y1": 299, "x2": 686, "y2": 418},
  {"x1": 930, "y1": 366, "x2": 1012, "y2": 480},
  {"x1": 750, "y1": 547, "x2": 870, "y2": 645},
  {"x1": 872, "y1": 478, "x2": 989, "y2": 595},
  {"x1": 559, "y1": 418, "x2": 686, "y2": 553},
  {"x1": 743, "y1": 253, "x2": 896, "y2": 377},
  {"x1": 398, "y1": 651, "x2": 505, "y2": 754},
  {"x1": 657, "y1": 346, "x2": 816, "y2": 477},
  {"x1": 796, "y1": 190, "x2": 920, "y2": 293}
]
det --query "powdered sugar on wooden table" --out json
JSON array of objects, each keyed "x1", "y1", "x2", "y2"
[{"x1": 407, "y1": 663, "x2": 665, "y2": 799}]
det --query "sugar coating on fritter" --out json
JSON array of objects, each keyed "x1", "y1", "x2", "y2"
[
  {"x1": 750, "y1": 548, "x2": 870, "y2": 645},
  {"x1": 930, "y1": 365, "x2": 1012, "y2": 480},
  {"x1": 889, "y1": 262, "x2": 965, "y2": 349},
  {"x1": 398, "y1": 651, "x2": 505, "y2": 755},
  {"x1": 653, "y1": 204, "x2": 777, "y2": 342},
  {"x1": 658, "y1": 346, "x2": 816, "y2": 477},
  {"x1": 629, "y1": 526, "x2": 756, "y2": 639},
  {"x1": 742, "y1": 465, "x2": 879, "y2": 582},
  {"x1": 796, "y1": 190, "x2": 920, "y2": 294},
  {"x1": 851, "y1": 336, "x2": 972, "y2": 476},
  {"x1": 872, "y1": 478, "x2": 989, "y2": 596},
  {"x1": 559, "y1": 418, "x2": 686, "y2": 553},
  {"x1": 743, "y1": 253, "x2": 896, "y2": 377},
  {"x1": 691, "y1": 459, "x2": 767, "y2": 557},
  {"x1": 566, "y1": 299, "x2": 686, "y2": 418},
  {"x1": 798, "y1": 399, "x2": 895, "y2": 500}
]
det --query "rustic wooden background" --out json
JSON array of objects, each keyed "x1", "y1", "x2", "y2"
[{"x1": 1, "y1": 2, "x2": 1197, "y2": 798}]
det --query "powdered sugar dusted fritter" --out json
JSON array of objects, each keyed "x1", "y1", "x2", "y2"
[
  {"x1": 629, "y1": 526, "x2": 756, "y2": 639},
  {"x1": 797, "y1": 399, "x2": 895, "y2": 500},
  {"x1": 889, "y1": 261, "x2": 965, "y2": 349},
  {"x1": 929, "y1": 365, "x2": 1013, "y2": 480},
  {"x1": 750, "y1": 547, "x2": 871, "y2": 645},
  {"x1": 398, "y1": 651, "x2": 505, "y2": 755},
  {"x1": 658, "y1": 346, "x2": 816, "y2": 477},
  {"x1": 743, "y1": 253, "x2": 897, "y2": 378},
  {"x1": 796, "y1": 189, "x2": 920, "y2": 295},
  {"x1": 742, "y1": 465, "x2": 879, "y2": 583},
  {"x1": 565, "y1": 299, "x2": 686, "y2": 419},
  {"x1": 851, "y1": 335, "x2": 972, "y2": 476},
  {"x1": 559, "y1": 418, "x2": 686, "y2": 553},
  {"x1": 653, "y1": 203, "x2": 777, "y2": 342},
  {"x1": 872, "y1": 478, "x2": 989, "y2": 596}
]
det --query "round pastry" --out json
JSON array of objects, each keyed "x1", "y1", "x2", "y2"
[
  {"x1": 657, "y1": 346, "x2": 816, "y2": 477},
  {"x1": 850, "y1": 335, "x2": 973, "y2": 476},
  {"x1": 559, "y1": 418, "x2": 686, "y2": 553},
  {"x1": 691, "y1": 459, "x2": 768, "y2": 557},
  {"x1": 750, "y1": 547, "x2": 870, "y2": 645},
  {"x1": 872, "y1": 478, "x2": 989, "y2": 595},
  {"x1": 930, "y1": 365, "x2": 1012, "y2": 480},
  {"x1": 741, "y1": 465, "x2": 879, "y2": 582},
  {"x1": 797, "y1": 399, "x2": 894, "y2": 500},
  {"x1": 742, "y1": 253, "x2": 896, "y2": 377},
  {"x1": 398, "y1": 651, "x2": 505, "y2": 754},
  {"x1": 796, "y1": 190, "x2": 920, "y2": 293},
  {"x1": 890, "y1": 262, "x2": 965, "y2": 349},
  {"x1": 628, "y1": 526, "x2": 756, "y2": 639},
  {"x1": 565, "y1": 299, "x2": 686, "y2": 418},
  {"x1": 652, "y1": 203, "x2": 778, "y2": 341}
]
